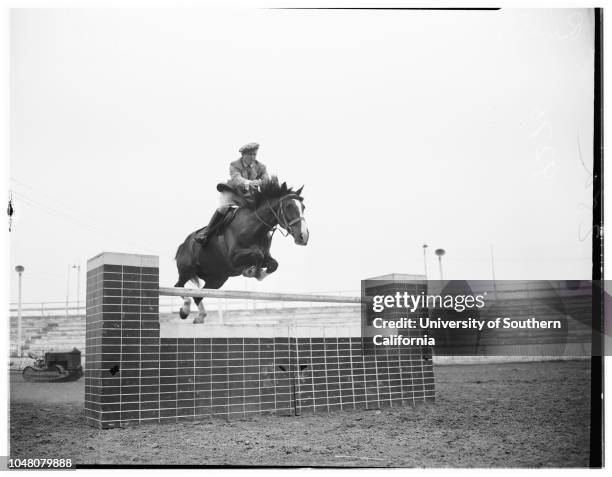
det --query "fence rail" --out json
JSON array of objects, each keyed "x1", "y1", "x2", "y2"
[
  {"x1": 159, "y1": 287, "x2": 361, "y2": 303},
  {"x1": 10, "y1": 289, "x2": 361, "y2": 319}
]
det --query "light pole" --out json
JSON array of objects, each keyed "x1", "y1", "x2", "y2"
[
  {"x1": 422, "y1": 244, "x2": 428, "y2": 279},
  {"x1": 15, "y1": 265, "x2": 24, "y2": 357},
  {"x1": 490, "y1": 244, "x2": 498, "y2": 299},
  {"x1": 65, "y1": 265, "x2": 71, "y2": 318},
  {"x1": 434, "y1": 249, "x2": 446, "y2": 280},
  {"x1": 72, "y1": 264, "x2": 81, "y2": 315}
]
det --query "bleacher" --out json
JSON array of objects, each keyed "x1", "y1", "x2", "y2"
[
  {"x1": 10, "y1": 314, "x2": 85, "y2": 355},
  {"x1": 9, "y1": 283, "x2": 594, "y2": 362},
  {"x1": 9, "y1": 305, "x2": 362, "y2": 357}
]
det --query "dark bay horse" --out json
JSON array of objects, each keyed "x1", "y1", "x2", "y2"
[{"x1": 174, "y1": 177, "x2": 309, "y2": 323}]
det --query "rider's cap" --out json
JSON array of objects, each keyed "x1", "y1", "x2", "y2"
[{"x1": 239, "y1": 142, "x2": 260, "y2": 154}]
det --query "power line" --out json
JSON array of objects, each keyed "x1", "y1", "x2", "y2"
[
  {"x1": 10, "y1": 189, "x2": 165, "y2": 257},
  {"x1": 10, "y1": 177, "x2": 177, "y2": 259},
  {"x1": 10, "y1": 177, "x2": 96, "y2": 222},
  {"x1": 12, "y1": 191, "x2": 104, "y2": 233}
]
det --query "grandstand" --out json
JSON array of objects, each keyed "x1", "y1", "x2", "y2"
[
  {"x1": 10, "y1": 313, "x2": 85, "y2": 356},
  {"x1": 9, "y1": 299, "x2": 361, "y2": 357},
  {"x1": 9, "y1": 280, "x2": 595, "y2": 363}
]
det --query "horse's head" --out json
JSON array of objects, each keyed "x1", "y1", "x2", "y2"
[
  {"x1": 253, "y1": 178, "x2": 309, "y2": 245},
  {"x1": 278, "y1": 187, "x2": 309, "y2": 246}
]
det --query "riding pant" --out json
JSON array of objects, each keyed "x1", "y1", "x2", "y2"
[{"x1": 218, "y1": 191, "x2": 239, "y2": 213}]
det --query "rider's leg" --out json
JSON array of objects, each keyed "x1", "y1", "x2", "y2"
[
  {"x1": 194, "y1": 208, "x2": 226, "y2": 245},
  {"x1": 194, "y1": 192, "x2": 235, "y2": 245}
]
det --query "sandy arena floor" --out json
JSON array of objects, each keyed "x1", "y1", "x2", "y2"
[{"x1": 9, "y1": 360, "x2": 592, "y2": 467}]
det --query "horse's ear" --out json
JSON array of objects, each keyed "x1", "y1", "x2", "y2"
[
  {"x1": 296, "y1": 185, "x2": 304, "y2": 197},
  {"x1": 281, "y1": 182, "x2": 287, "y2": 193}
]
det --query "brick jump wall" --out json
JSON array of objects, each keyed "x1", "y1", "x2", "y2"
[{"x1": 85, "y1": 252, "x2": 435, "y2": 429}]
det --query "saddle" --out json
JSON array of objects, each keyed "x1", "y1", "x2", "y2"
[
  {"x1": 194, "y1": 207, "x2": 239, "y2": 238},
  {"x1": 216, "y1": 182, "x2": 234, "y2": 194}
]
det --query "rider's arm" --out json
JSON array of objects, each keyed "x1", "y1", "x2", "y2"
[
  {"x1": 229, "y1": 163, "x2": 251, "y2": 192},
  {"x1": 258, "y1": 164, "x2": 270, "y2": 183}
]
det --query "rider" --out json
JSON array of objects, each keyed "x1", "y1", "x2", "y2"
[{"x1": 194, "y1": 142, "x2": 269, "y2": 245}]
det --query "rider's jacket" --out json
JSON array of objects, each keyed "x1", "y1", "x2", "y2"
[{"x1": 228, "y1": 158, "x2": 269, "y2": 193}]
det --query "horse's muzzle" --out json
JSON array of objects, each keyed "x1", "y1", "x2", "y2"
[{"x1": 293, "y1": 229, "x2": 309, "y2": 246}]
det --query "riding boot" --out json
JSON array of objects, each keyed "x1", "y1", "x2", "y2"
[{"x1": 194, "y1": 210, "x2": 225, "y2": 246}]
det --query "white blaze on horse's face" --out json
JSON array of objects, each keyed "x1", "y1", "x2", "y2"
[{"x1": 291, "y1": 198, "x2": 309, "y2": 246}]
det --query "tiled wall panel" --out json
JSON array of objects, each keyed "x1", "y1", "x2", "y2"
[{"x1": 85, "y1": 253, "x2": 434, "y2": 429}]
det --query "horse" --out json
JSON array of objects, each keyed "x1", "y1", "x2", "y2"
[{"x1": 174, "y1": 177, "x2": 309, "y2": 323}]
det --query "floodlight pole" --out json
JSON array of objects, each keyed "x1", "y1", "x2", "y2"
[
  {"x1": 73, "y1": 264, "x2": 81, "y2": 315},
  {"x1": 490, "y1": 244, "x2": 498, "y2": 299},
  {"x1": 65, "y1": 265, "x2": 70, "y2": 318},
  {"x1": 15, "y1": 266, "x2": 24, "y2": 357},
  {"x1": 435, "y1": 248, "x2": 446, "y2": 280}
]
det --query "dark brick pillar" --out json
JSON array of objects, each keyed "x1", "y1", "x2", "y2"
[{"x1": 85, "y1": 252, "x2": 160, "y2": 429}]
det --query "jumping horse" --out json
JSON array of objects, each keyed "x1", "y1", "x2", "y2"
[{"x1": 174, "y1": 177, "x2": 309, "y2": 323}]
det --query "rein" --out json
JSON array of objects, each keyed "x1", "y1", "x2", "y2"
[{"x1": 253, "y1": 193, "x2": 304, "y2": 237}]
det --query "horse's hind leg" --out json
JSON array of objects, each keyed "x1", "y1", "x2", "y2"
[
  {"x1": 175, "y1": 277, "x2": 193, "y2": 320},
  {"x1": 192, "y1": 296, "x2": 206, "y2": 324},
  {"x1": 192, "y1": 276, "x2": 229, "y2": 324},
  {"x1": 179, "y1": 299, "x2": 191, "y2": 320}
]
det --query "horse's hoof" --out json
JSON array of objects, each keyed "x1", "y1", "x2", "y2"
[
  {"x1": 242, "y1": 266, "x2": 257, "y2": 278},
  {"x1": 193, "y1": 311, "x2": 207, "y2": 324},
  {"x1": 179, "y1": 309, "x2": 189, "y2": 319}
]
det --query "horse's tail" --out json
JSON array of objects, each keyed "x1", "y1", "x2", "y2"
[
  {"x1": 175, "y1": 233, "x2": 200, "y2": 284},
  {"x1": 175, "y1": 241, "x2": 185, "y2": 261},
  {"x1": 175, "y1": 233, "x2": 193, "y2": 261}
]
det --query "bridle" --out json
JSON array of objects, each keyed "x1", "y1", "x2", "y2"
[{"x1": 253, "y1": 193, "x2": 305, "y2": 237}]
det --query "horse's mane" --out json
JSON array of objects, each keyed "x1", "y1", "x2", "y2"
[{"x1": 248, "y1": 176, "x2": 303, "y2": 209}]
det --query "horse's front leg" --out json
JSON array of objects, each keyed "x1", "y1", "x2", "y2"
[
  {"x1": 231, "y1": 248, "x2": 265, "y2": 278},
  {"x1": 258, "y1": 255, "x2": 278, "y2": 281}
]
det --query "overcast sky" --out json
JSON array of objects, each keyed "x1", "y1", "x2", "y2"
[{"x1": 8, "y1": 8, "x2": 595, "y2": 303}]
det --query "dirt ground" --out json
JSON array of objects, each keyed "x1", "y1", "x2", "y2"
[{"x1": 9, "y1": 360, "x2": 592, "y2": 467}]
